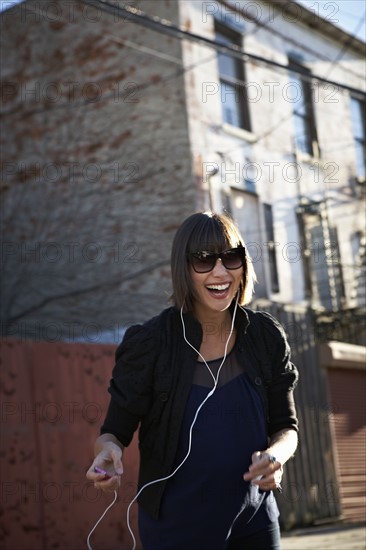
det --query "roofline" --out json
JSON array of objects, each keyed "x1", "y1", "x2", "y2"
[
  {"x1": 216, "y1": 0, "x2": 365, "y2": 55},
  {"x1": 2, "y1": 0, "x2": 365, "y2": 55},
  {"x1": 263, "y1": 0, "x2": 366, "y2": 55}
]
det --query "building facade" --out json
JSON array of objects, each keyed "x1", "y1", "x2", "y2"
[
  {"x1": 1, "y1": 0, "x2": 365, "y2": 339},
  {"x1": 179, "y1": 0, "x2": 365, "y2": 314}
]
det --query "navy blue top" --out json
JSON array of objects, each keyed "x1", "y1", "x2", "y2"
[{"x1": 138, "y1": 346, "x2": 279, "y2": 550}]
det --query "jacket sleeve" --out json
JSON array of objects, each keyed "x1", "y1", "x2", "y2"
[
  {"x1": 100, "y1": 323, "x2": 158, "y2": 447},
  {"x1": 258, "y1": 311, "x2": 299, "y2": 436}
]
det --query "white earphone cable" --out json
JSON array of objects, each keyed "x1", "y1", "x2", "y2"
[
  {"x1": 125, "y1": 298, "x2": 239, "y2": 550},
  {"x1": 86, "y1": 489, "x2": 118, "y2": 550},
  {"x1": 87, "y1": 296, "x2": 239, "y2": 550}
]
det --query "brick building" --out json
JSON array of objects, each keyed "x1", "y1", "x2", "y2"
[
  {"x1": 1, "y1": 0, "x2": 365, "y2": 341},
  {"x1": 1, "y1": 0, "x2": 196, "y2": 341}
]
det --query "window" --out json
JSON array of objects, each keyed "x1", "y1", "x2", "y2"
[
  {"x1": 298, "y1": 200, "x2": 344, "y2": 310},
  {"x1": 350, "y1": 231, "x2": 366, "y2": 307},
  {"x1": 215, "y1": 21, "x2": 251, "y2": 131},
  {"x1": 288, "y1": 59, "x2": 318, "y2": 157},
  {"x1": 309, "y1": 225, "x2": 344, "y2": 310},
  {"x1": 350, "y1": 97, "x2": 366, "y2": 180},
  {"x1": 263, "y1": 204, "x2": 279, "y2": 293}
]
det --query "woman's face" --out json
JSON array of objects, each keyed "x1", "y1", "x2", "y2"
[{"x1": 189, "y1": 252, "x2": 243, "y2": 318}]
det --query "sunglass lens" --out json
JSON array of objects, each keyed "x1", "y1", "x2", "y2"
[
  {"x1": 222, "y1": 250, "x2": 243, "y2": 269},
  {"x1": 192, "y1": 252, "x2": 215, "y2": 273}
]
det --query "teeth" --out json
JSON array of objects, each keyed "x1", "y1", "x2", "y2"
[{"x1": 206, "y1": 283, "x2": 230, "y2": 291}]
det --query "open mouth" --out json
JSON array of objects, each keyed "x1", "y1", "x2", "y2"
[{"x1": 205, "y1": 283, "x2": 231, "y2": 297}]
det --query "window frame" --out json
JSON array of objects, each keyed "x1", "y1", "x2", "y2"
[
  {"x1": 263, "y1": 203, "x2": 280, "y2": 294},
  {"x1": 350, "y1": 96, "x2": 366, "y2": 180},
  {"x1": 298, "y1": 201, "x2": 345, "y2": 311},
  {"x1": 215, "y1": 21, "x2": 251, "y2": 132},
  {"x1": 288, "y1": 58, "x2": 318, "y2": 158}
]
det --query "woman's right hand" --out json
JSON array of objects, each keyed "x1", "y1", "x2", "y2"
[{"x1": 86, "y1": 441, "x2": 124, "y2": 493}]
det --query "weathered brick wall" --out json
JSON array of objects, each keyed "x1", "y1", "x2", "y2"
[
  {"x1": 2, "y1": 0, "x2": 365, "y2": 336},
  {"x1": 1, "y1": 0, "x2": 196, "y2": 341}
]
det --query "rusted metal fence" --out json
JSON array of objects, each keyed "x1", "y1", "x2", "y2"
[
  {"x1": 253, "y1": 301, "x2": 342, "y2": 527},
  {"x1": 0, "y1": 339, "x2": 141, "y2": 550}
]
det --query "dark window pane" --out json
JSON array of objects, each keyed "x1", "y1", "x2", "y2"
[
  {"x1": 218, "y1": 53, "x2": 238, "y2": 79},
  {"x1": 288, "y1": 60, "x2": 317, "y2": 156},
  {"x1": 350, "y1": 98, "x2": 364, "y2": 139},
  {"x1": 350, "y1": 97, "x2": 366, "y2": 178},
  {"x1": 355, "y1": 141, "x2": 366, "y2": 179},
  {"x1": 294, "y1": 114, "x2": 311, "y2": 153},
  {"x1": 263, "y1": 203, "x2": 279, "y2": 293},
  {"x1": 215, "y1": 21, "x2": 250, "y2": 132},
  {"x1": 216, "y1": 31, "x2": 239, "y2": 79}
]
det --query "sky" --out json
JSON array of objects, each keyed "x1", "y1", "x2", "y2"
[
  {"x1": 297, "y1": 0, "x2": 366, "y2": 41},
  {"x1": 0, "y1": 0, "x2": 365, "y2": 42}
]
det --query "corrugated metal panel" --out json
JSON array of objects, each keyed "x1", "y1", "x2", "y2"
[
  {"x1": 327, "y1": 369, "x2": 366, "y2": 523},
  {"x1": 0, "y1": 340, "x2": 142, "y2": 550}
]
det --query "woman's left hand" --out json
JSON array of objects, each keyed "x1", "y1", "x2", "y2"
[{"x1": 243, "y1": 451, "x2": 283, "y2": 491}]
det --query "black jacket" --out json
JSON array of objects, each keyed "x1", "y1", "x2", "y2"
[{"x1": 101, "y1": 305, "x2": 299, "y2": 519}]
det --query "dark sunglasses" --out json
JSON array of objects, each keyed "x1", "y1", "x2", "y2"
[{"x1": 190, "y1": 246, "x2": 245, "y2": 273}]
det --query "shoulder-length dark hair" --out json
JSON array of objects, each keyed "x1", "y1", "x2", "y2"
[{"x1": 170, "y1": 211, "x2": 257, "y2": 312}]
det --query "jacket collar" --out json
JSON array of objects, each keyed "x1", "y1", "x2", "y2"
[{"x1": 172, "y1": 302, "x2": 250, "y2": 347}]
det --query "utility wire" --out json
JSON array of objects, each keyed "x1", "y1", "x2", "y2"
[
  {"x1": 219, "y1": 0, "x2": 365, "y2": 81},
  {"x1": 2, "y1": 0, "x2": 364, "y2": 120},
  {"x1": 3, "y1": 1, "x2": 364, "y2": 183},
  {"x1": 324, "y1": 11, "x2": 366, "y2": 78},
  {"x1": 107, "y1": 0, "x2": 364, "y2": 155},
  {"x1": 79, "y1": 1, "x2": 365, "y2": 168},
  {"x1": 213, "y1": 1, "x2": 366, "y2": 158},
  {"x1": 81, "y1": 0, "x2": 365, "y2": 100},
  {"x1": 1, "y1": 47, "x2": 217, "y2": 118}
]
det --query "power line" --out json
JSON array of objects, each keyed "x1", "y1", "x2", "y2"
[
  {"x1": 4, "y1": 1, "x2": 365, "y2": 154},
  {"x1": 203, "y1": 4, "x2": 365, "y2": 156},
  {"x1": 219, "y1": 0, "x2": 365, "y2": 81},
  {"x1": 81, "y1": 0, "x2": 365, "y2": 100},
  {"x1": 2, "y1": 1, "x2": 364, "y2": 120},
  {"x1": 77, "y1": 0, "x2": 364, "y2": 157},
  {"x1": 2, "y1": 0, "x2": 364, "y2": 187},
  {"x1": 1, "y1": 47, "x2": 213, "y2": 118},
  {"x1": 114, "y1": 2, "x2": 364, "y2": 160},
  {"x1": 324, "y1": 10, "x2": 366, "y2": 77}
]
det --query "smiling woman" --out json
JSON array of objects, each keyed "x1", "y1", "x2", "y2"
[
  {"x1": 86, "y1": 210, "x2": 299, "y2": 550},
  {"x1": 170, "y1": 212, "x2": 253, "y2": 361},
  {"x1": 170, "y1": 211, "x2": 256, "y2": 314}
]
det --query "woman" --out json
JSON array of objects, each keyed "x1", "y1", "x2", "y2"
[{"x1": 86, "y1": 211, "x2": 299, "y2": 550}]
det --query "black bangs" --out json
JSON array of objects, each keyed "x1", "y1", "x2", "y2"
[{"x1": 186, "y1": 214, "x2": 238, "y2": 254}]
